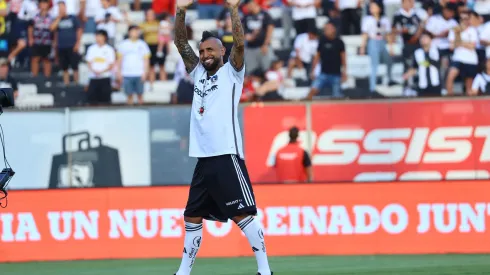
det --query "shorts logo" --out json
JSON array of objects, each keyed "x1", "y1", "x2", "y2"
[
  {"x1": 258, "y1": 229, "x2": 264, "y2": 239},
  {"x1": 193, "y1": 236, "x2": 202, "y2": 247},
  {"x1": 237, "y1": 203, "x2": 245, "y2": 209}
]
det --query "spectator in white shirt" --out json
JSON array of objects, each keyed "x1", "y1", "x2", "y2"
[
  {"x1": 336, "y1": 0, "x2": 362, "y2": 35},
  {"x1": 446, "y1": 11, "x2": 480, "y2": 95},
  {"x1": 287, "y1": 27, "x2": 318, "y2": 78},
  {"x1": 470, "y1": 58, "x2": 490, "y2": 95},
  {"x1": 425, "y1": 4, "x2": 458, "y2": 88},
  {"x1": 360, "y1": 1, "x2": 396, "y2": 95},
  {"x1": 95, "y1": 0, "x2": 123, "y2": 46},
  {"x1": 86, "y1": 30, "x2": 116, "y2": 105},
  {"x1": 117, "y1": 25, "x2": 150, "y2": 105},
  {"x1": 470, "y1": 11, "x2": 486, "y2": 71},
  {"x1": 479, "y1": 17, "x2": 490, "y2": 63},
  {"x1": 288, "y1": 0, "x2": 320, "y2": 35}
]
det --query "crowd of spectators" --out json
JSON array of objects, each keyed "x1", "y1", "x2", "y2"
[{"x1": 0, "y1": 0, "x2": 489, "y2": 107}]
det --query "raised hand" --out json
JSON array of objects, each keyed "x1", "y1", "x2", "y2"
[
  {"x1": 177, "y1": 0, "x2": 194, "y2": 9},
  {"x1": 226, "y1": 0, "x2": 241, "y2": 8}
]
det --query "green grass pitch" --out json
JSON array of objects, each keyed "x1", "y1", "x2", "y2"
[{"x1": 2, "y1": 255, "x2": 490, "y2": 275}]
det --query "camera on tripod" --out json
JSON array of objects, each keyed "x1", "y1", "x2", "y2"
[{"x1": 0, "y1": 87, "x2": 15, "y2": 207}]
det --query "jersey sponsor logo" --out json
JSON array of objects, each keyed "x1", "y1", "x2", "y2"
[{"x1": 193, "y1": 87, "x2": 207, "y2": 98}]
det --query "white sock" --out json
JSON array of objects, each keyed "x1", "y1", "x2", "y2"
[
  {"x1": 176, "y1": 222, "x2": 203, "y2": 275},
  {"x1": 237, "y1": 216, "x2": 272, "y2": 275}
]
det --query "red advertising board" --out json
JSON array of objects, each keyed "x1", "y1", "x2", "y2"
[
  {"x1": 244, "y1": 99, "x2": 490, "y2": 183},
  {"x1": 2, "y1": 181, "x2": 490, "y2": 262}
]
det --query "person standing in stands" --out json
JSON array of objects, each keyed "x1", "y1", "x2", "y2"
[
  {"x1": 140, "y1": 9, "x2": 167, "y2": 87},
  {"x1": 425, "y1": 4, "x2": 458, "y2": 91},
  {"x1": 288, "y1": 0, "x2": 319, "y2": 35},
  {"x1": 95, "y1": 0, "x2": 123, "y2": 46},
  {"x1": 86, "y1": 30, "x2": 116, "y2": 105},
  {"x1": 392, "y1": 0, "x2": 425, "y2": 94},
  {"x1": 50, "y1": 1, "x2": 82, "y2": 85},
  {"x1": 336, "y1": 0, "x2": 362, "y2": 35},
  {"x1": 28, "y1": 0, "x2": 54, "y2": 77},
  {"x1": 307, "y1": 22, "x2": 346, "y2": 99},
  {"x1": 470, "y1": 58, "x2": 490, "y2": 95},
  {"x1": 360, "y1": 1, "x2": 396, "y2": 96},
  {"x1": 274, "y1": 127, "x2": 312, "y2": 183},
  {"x1": 116, "y1": 25, "x2": 150, "y2": 105},
  {"x1": 446, "y1": 10, "x2": 479, "y2": 95},
  {"x1": 402, "y1": 32, "x2": 441, "y2": 97},
  {"x1": 243, "y1": 0, "x2": 274, "y2": 74}
]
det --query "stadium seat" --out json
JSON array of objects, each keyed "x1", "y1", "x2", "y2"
[
  {"x1": 111, "y1": 92, "x2": 127, "y2": 104},
  {"x1": 282, "y1": 87, "x2": 309, "y2": 100},
  {"x1": 17, "y1": 83, "x2": 38, "y2": 97},
  {"x1": 341, "y1": 35, "x2": 363, "y2": 48},
  {"x1": 15, "y1": 93, "x2": 54, "y2": 108},
  {"x1": 143, "y1": 90, "x2": 172, "y2": 104},
  {"x1": 316, "y1": 16, "x2": 328, "y2": 29},
  {"x1": 127, "y1": 11, "x2": 145, "y2": 24},
  {"x1": 146, "y1": 81, "x2": 178, "y2": 94},
  {"x1": 268, "y1": 7, "x2": 282, "y2": 19},
  {"x1": 81, "y1": 33, "x2": 96, "y2": 46}
]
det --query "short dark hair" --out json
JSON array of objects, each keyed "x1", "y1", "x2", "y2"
[
  {"x1": 128, "y1": 25, "x2": 139, "y2": 32},
  {"x1": 421, "y1": 31, "x2": 433, "y2": 39},
  {"x1": 289, "y1": 127, "x2": 299, "y2": 142},
  {"x1": 95, "y1": 29, "x2": 109, "y2": 41},
  {"x1": 201, "y1": 31, "x2": 219, "y2": 43}
]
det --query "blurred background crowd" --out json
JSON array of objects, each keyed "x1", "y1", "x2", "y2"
[{"x1": 0, "y1": 0, "x2": 489, "y2": 108}]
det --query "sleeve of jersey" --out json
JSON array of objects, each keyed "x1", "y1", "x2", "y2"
[
  {"x1": 303, "y1": 150, "x2": 312, "y2": 167},
  {"x1": 227, "y1": 61, "x2": 245, "y2": 84},
  {"x1": 188, "y1": 63, "x2": 205, "y2": 82}
]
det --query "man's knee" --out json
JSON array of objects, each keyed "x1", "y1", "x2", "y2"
[
  {"x1": 231, "y1": 214, "x2": 251, "y2": 224},
  {"x1": 184, "y1": 216, "x2": 203, "y2": 224}
]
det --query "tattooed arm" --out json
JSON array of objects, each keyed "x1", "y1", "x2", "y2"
[
  {"x1": 174, "y1": 7, "x2": 199, "y2": 73},
  {"x1": 228, "y1": 4, "x2": 245, "y2": 71}
]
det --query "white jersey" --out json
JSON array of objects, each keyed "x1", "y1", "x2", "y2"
[{"x1": 188, "y1": 61, "x2": 245, "y2": 159}]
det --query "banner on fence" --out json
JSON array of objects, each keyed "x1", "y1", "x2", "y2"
[
  {"x1": 2, "y1": 181, "x2": 490, "y2": 262},
  {"x1": 244, "y1": 100, "x2": 490, "y2": 183}
]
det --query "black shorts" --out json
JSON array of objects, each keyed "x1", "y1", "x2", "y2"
[
  {"x1": 32, "y1": 45, "x2": 51, "y2": 58},
  {"x1": 87, "y1": 77, "x2": 112, "y2": 105},
  {"x1": 58, "y1": 48, "x2": 80, "y2": 71},
  {"x1": 293, "y1": 18, "x2": 316, "y2": 35},
  {"x1": 451, "y1": 61, "x2": 478, "y2": 79},
  {"x1": 149, "y1": 44, "x2": 167, "y2": 66},
  {"x1": 184, "y1": 154, "x2": 257, "y2": 222}
]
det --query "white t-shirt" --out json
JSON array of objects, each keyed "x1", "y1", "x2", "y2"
[
  {"x1": 95, "y1": 7, "x2": 123, "y2": 39},
  {"x1": 448, "y1": 26, "x2": 479, "y2": 65},
  {"x1": 472, "y1": 73, "x2": 490, "y2": 93},
  {"x1": 188, "y1": 62, "x2": 245, "y2": 159},
  {"x1": 17, "y1": 0, "x2": 38, "y2": 21},
  {"x1": 86, "y1": 44, "x2": 116, "y2": 79},
  {"x1": 290, "y1": 0, "x2": 317, "y2": 20},
  {"x1": 84, "y1": 0, "x2": 102, "y2": 18},
  {"x1": 425, "y1": 14, "x2": 459, "y2": 50},
  {"x1": 361, "y1": 16, "x2": 391, "y2": 40},
  {"x1": 338, "y1": 0, "x2": 358, "y2": 10},
  {"x1": 116, "y1": 39, "x2": 151, "y2": 77},
  {"x1": 474, "y1": 0, "x2": 490, "y2": 15},
  {"x1": 480, "y1": 22, "x2": 490, "y2": 58},
  {"x1": 51, "y1": 0, "x2": 79, "y2": 17},
  {"x1": 291, "y1": 33, "x2": 318, "y2": 63}
]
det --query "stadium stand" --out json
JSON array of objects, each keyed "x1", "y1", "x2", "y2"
[{"x1": 1, "y1": 0, "x2": 489, "y2": 107}]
